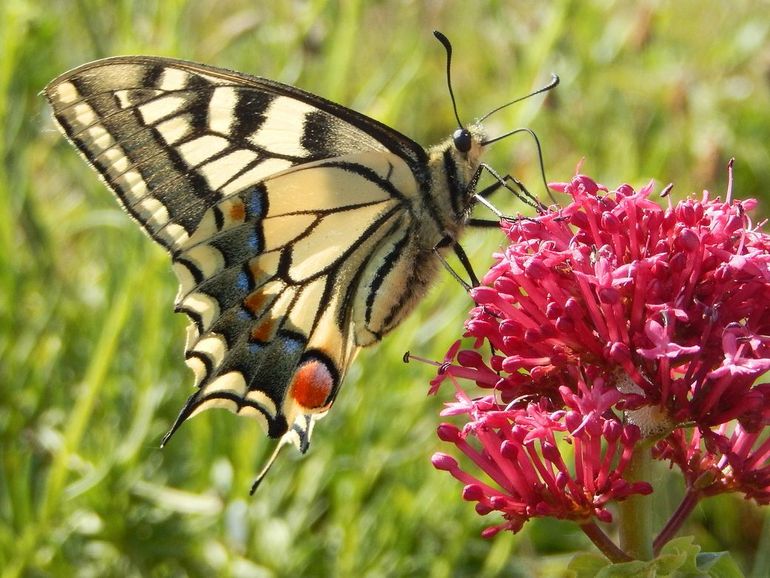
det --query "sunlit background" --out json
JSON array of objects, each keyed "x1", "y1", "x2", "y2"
[{"x1": 3, "y1": 1, "x2": 770, "y2": 576}]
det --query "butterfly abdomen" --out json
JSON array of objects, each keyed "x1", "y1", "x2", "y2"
[{"x1": 351, "y1": 218, "x2": 442, "y2": 346}]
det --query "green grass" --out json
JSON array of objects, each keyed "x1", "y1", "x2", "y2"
[{"x1": 2, "y1": 0, "x2": 770, "y2": 576}]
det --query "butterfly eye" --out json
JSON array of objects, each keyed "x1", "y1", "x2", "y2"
[{"x1": 452, "y1": 128, "x2": 472, "y2": 153}]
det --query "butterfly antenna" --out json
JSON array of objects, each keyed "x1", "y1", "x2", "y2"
[
  {"x1": 433, "y1": 31, "x2": 465, "y2": 129},
  {"x1": 477, "y1": 73, "x2": 559, "y2": 124}
]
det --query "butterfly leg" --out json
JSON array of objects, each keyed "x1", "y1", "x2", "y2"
[
  {"x1": 434, "y1": 235, "x2": 479, "y2": 290},
  {"x1": 476, "y1": 163, "x2": 547, "y2": 210},
  {"x1": 467, "y1": 164, "x2": 554, "y2": 228}
]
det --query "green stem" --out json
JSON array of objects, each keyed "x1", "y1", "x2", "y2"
[
  {"x1": 618, "y1": 442, "x2": 654, "y2": 560},
  {"x1": 580, "y1": 522, "x2": 632, "y2": 563},
  {"x1": 653, "y1": 490, "x2": 699, "y2": 555}
]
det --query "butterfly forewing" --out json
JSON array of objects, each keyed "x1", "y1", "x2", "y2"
[
  {"x1": 48, "y1": 58, "x2": 418, "y2": 247},
  {"x1": 45, "y1": 55, "x2": 483, "y2": 457}
]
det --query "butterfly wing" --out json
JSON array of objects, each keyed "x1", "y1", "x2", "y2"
[
  {"x1": 45, "y1": 57, "x2": 432, "y2": 450},
  {"x1": 45, "y1": 56, "x2": 429, "y2": 250}
]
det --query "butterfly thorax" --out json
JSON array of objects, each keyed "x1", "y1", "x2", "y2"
[{"x1": 425, "y1": 124, "x2": 486, "y2": 242}]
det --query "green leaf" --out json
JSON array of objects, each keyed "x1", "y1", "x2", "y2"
[
  {"x1": 656, "y1": 536, "x2": 745, "y2": 577},
  {"x1": 566, "y1": 552, "x2": 610, "y2": 577},
  {"x1": 567, "y1": 553, "x2": 662, "y2": 578},
  {"x1": 595, "y1": 560, "x2": 654, "y2": 577},
  {"x1": 567, "y1": 536, "x2": 745, "y2": 578},
  {"x1": 695, "y1": 551, "x2": 745, "y2": 578},
  {"x1": 658, "y1": 536, "x2": 701, "y2": 574}
]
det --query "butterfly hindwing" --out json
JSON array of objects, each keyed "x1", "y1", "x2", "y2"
[{"x1": 169, "y1": 152, "x2": 420, "y2": 442}]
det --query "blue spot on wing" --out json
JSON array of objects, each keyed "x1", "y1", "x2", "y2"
[
  {"x1": 247, "y1": 186, "x2": 265, "y2": 219},
  {"x1": 248, "y1": 231, "x2": 261, "y2": 252},
  {"x1": 280, "y1": 335, "x2": 305, "y2": 357},
  {"x1": 248, "y1": 341, "x2": 265, "y2": 354},
  {"x1": 237, "y1": 272, "x2": 250, "y2": 292}
]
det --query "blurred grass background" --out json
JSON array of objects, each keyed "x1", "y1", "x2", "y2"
[{"x1": 2, "y1": 0, "x2": 770, "y2": 576}]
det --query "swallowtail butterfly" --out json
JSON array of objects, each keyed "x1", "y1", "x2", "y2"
[{"x1": 45, "y1": 32, "x2": 557, "y2": 487}]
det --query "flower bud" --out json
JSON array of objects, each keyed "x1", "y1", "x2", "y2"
[{"x1": 431, "y1": 453, "x2": 458, "y2": 472}]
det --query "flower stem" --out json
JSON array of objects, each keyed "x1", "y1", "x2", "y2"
[
  {"x1": 580, "y1": 522, "x2": 633, "y2": 563},
  {"x1": 618, "y1": 443, "x2": 654, "y2": 559},
  {"x1": 653, "y1": 490, "x2": 699, "y2": 555}
]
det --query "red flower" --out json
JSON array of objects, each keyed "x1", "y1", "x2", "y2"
[
  {"x1": 654, "y1": 421, "x2": 770, "y2": 503},
  {"x1": 433, "y1": 375, "x2": 651, "y2": 536},
  {"x1": 433, "y1": 166, "x2": 770, "y2": 539}
]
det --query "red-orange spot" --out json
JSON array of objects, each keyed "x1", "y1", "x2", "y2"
[
  {"x1": 229, "y1": 200, "x2": 245, "y2": 221},
  {"x1": 243, "y1": 291, "x2": 267, "y2": 315},
  {"x1": 250, "y1": 318, "x2": 275, "y2": 342},
  {"x1": 290, "y1": 361, "x2": 334, "y2": 409}
]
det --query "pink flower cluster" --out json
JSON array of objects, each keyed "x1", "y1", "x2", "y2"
[
  {"x1": 433, "y1": 376, "x2": 651, "y2": 536},
  {"x1": 433, "y1": 168, "x2": 770, "y2": 538}
]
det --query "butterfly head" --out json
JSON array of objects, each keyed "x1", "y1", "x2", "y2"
[
  {"x1": 449, "y1": 124, "x2": 489, "y2": 172},
  {"x1": 433, "y1": 31, "x2": 558, "y2": 215},
  {"x1": 451, "y1": 124, "x2": 486, "y2": 163}
]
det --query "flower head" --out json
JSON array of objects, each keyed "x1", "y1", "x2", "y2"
[{"x1": 434, "y1": 168, "x2": 770, "y2": 537}]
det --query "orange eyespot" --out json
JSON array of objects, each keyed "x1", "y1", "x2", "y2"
[{"x1": 289, "y1": 360, "x2": 334, "y2": 410}]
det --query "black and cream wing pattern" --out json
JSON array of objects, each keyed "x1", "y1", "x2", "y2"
[{"x1": 45, "y1": 55, "x2": 486, "y2": 458}]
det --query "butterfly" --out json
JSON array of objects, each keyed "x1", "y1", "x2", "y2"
[{"x1": 44, "y1": 32, "x2": 557, "y2": 487}]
